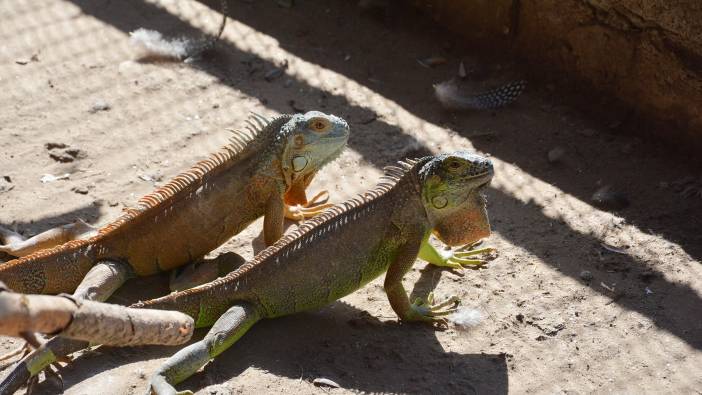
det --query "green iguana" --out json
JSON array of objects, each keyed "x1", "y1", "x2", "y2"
[
  {"x1": 0, "y1": 111, "x2": 349, "y2": 393},
  {"x1": 0, "y1": 151, "x2": 495, "y2": 394}
]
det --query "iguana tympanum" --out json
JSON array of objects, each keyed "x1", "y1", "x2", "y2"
[
  {"x1": 0, "y1": 111, "x2": 349, "y2": 393},
  {"x1": 1, "y1": 151, "x2": 496, "y2": 394}
]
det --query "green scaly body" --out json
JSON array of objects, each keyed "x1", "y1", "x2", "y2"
[{"x1": 136, "y1": 160, "x2": 430, "y2": 326}]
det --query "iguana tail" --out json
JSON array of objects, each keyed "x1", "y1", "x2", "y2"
[{"x1": 0, "y1": 238, "x2": 99, "y2": 294}]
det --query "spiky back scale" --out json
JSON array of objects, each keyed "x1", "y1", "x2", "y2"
[
  {"x1": 135, "y1": 158, "x2": 433, "y2": 326},
  {"x1": 0, "y1": 115, "x2": 292, "y2": 294}
]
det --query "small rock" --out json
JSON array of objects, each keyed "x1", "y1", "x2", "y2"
[
  {"x1": 0, "y1": 177, "x2": 13, "y2": 193},
  {"x1": 547, "y1": 146, "x2": 566, "y2": 163},
  {"x1": 264, "y1": 60, "x2": 288, "y2": 82},
  {"x1": 46, "y1": 143, "x2": 87, "y2": 163},
  {"x1": 72, "y1": 186, "x2": 89, "y2": 195},
  {"x1": 591, "y1": 185, "x2": 630, "y2": 210},
  {"x1": 288, "y1": 100, "x2": 305, "y2": 113},
  {"x1": 45, "y1": 142, "x2": 68, "y2": 150},
  {"x1": 40, "y1": 173, "x2": 70, "y2": 183},
  {"x1": 579, "y1": 270, "x2": 593, "y2": 282},
  {"x1": 89, "y1": 100, "x2": 111, "y2": 113}
]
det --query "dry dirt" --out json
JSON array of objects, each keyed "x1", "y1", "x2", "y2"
[{"x1": 1, "y1": 1, "x2": 701, "y2": 394}]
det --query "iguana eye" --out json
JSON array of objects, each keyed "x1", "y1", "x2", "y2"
[
  {"x1": 309, "y1": 118, "x2": 331, "y2": 133},
  {"x1": 447, "y1": 160, "x2": 463, "y2": 171}
]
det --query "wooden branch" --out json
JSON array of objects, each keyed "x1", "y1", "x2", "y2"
[{"x1": 0, "y1": 282, "x2": 193, "y2": 346}]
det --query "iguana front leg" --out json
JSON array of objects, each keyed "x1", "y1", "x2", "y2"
[
  {"x1": 284, "y1": 190, "x2": 332, "y2": 220},
  {"x1": 384, "y1": 230, "x2": 459, "y2": 326},
  {"x1": 0, "y1": 219, "x2": 96, "y2": 257},
  {"x1": 171, "y1": 192, "x2": 286, "y2": 291},
  {"x1": 283, "y1": 175, "x2": 333, "y2": 221},
  {"x1": 418, "y1": 235, "x2": 494, "y2": 270},
  {"x1": 148, "y1": 303, "x2": 261, "y2": 395}
]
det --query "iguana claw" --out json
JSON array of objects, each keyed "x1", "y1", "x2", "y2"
[
  {"x1": 419, "y1": 239, "x2": 496, "y2": 271},
  {"x1": 406, "y1": 292, "x2": 460, "y2": 326},
  {"x1": 284, "y1": 190, "x2": 333, "y2": 221}
]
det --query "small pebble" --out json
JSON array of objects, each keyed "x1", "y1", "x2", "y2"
[
  {"x1": 264, "y1": 67, "x2": 284, "y2": 82},
  {"x1": 72, "y1": 186, "x2": 89, "y2": 194},
  {"x1": 579, "y1": 270, "x2": 593, "y2": 281},
  {"x1": 547, "y1": 146, "x2": 566, "y2": 163},
  {"x1": 89, "y1": 100, "x2": 111, "y2": 113},
  {"x1": 0, "y1": 177, "x2": 14, "y2": 193}
]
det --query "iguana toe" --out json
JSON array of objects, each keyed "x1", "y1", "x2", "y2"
[{"x1": 284, "y1": 190, "x2": 333, "y2": 221}]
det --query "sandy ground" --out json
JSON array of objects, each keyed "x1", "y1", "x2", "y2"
[{"x1": 1, "y1": 1, "x2": 701, "y2": 394}]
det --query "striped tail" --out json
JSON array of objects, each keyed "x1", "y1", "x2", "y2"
[{"x1": 0, "y1": 238, "x2": 99, "y2": 294}]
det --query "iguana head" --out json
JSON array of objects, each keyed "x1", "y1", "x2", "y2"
[
  {"x1": 419, "y1": 151, "x2": 494, "y2": 246},
  {"x1": 279, "y1": 111, "x2": 350, "y2": 204}
]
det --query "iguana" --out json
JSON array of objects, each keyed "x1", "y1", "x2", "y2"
[
  {"x1": 0, "y1": 111, "x2": 349, "y2": 393},
  {"x1": 0, "y1": 111, "x2": 349, "y2": 295},
  {"x1": 0, "y1": 151, "x2": 496, "y2": 394}
]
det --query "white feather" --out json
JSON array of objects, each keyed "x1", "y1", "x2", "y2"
[
  {"x1": 449, "y1": 307, "x2": 483, "y2": 329},
  {"x1": 129, "y1": 28, "x2": 192, "y2": 60}
]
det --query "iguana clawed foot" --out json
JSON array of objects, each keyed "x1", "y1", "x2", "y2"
[
  {"x1": 432, "y1": 242, "x2": 496, "y2": 270},
  {"x1": 418, "y1": 238, "x2": 496, "y2": 271},
  {"x1": 407, "y1": 292, "x2": 460, "y2": 327},
  {"x1": 284, "y1": 190, "x2": 333, "y2": 221}
]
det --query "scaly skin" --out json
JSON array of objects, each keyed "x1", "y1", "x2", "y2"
[
  {"x1": 0, "y1": 111, "x2": 349, "y2": 294},
  {"x1": 0, "y1": 152, "x2": 493, "y2": 394},
  {"x1": 130, "y1": 151, "x2": 495, "y2": 393},
  {"x1": 0, "y1": 111, "x2": 349, "y2": 395}
]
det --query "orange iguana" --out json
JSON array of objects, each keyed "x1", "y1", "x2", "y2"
[{"x1": 0, "y1": 111, "x2": 349, "y2": 296}]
